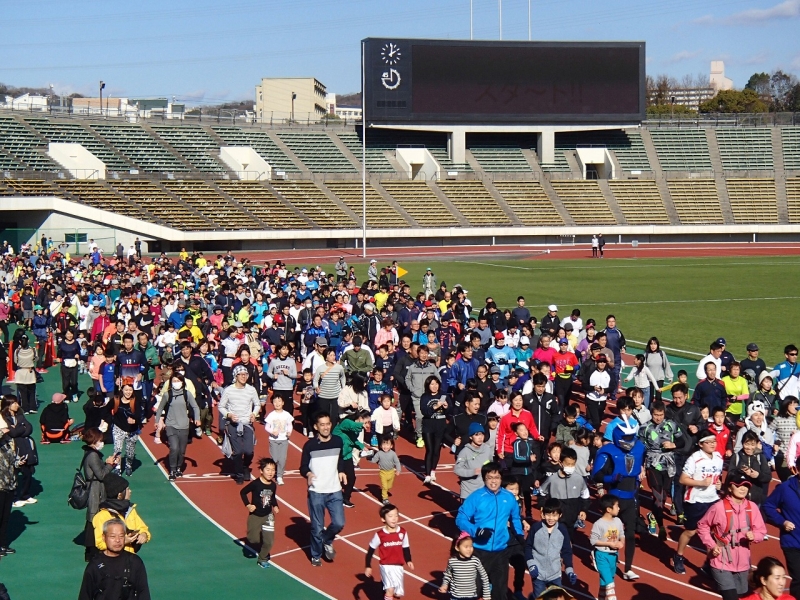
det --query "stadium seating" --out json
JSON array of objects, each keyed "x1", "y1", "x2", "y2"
[
  {"x1": 215, "y1": 181, "x2": 311, "y2": 229},
  {"x1": 649, "y1": 129, "x2": 713, "y2": 171},
  {"x1": 716, "y1": 128, "x2": 773, "y2": 171},
  {"x1": 107, "y1": 180, "x2": 211, "y2": 230},
  {"x1": 2, "y1": 179, "x2": 59, "y2": 196},
  {"x1": 54, "y1": 180, "x2": 153, "y2": 221},
  {"x1": 276, "y1": 132, "x2": 356, "y2": 173},
  {"x1": 90, "y1": 123, "x2": 188, "y2": 172},
  {"x1": 469, "y1": 147, "x2": 531, "y2": 172},
  {"x1": 666, "y1": 179, "x2": 724, "y2": 224},
  {"x1": 725, "y1": 178, "x2": 779, "y2": 223},
  {"x1": 161, "y1": 180, "x2": 259, "y2": 230},
  {"x1": 436, "y1": 181, "x2": 511, "y2": 225},
  {"x1": 785, "y1": 178, "x2": 800, "y2": 223},
  {"x1": 539, "y1": 130, "x2": 650, "y2": 173},
  {"x1": 336, "y1": 132, "x2": 396, "y2": 173},
  {"x1": 150, "y1": 125, "x2": 226, "y2": 172},
  {"x1": 550, "y1": 181, "x2": 616, "y2": 225},
  {"x1": 379, "y1": 181, "x2": 459, "y2": 227},
  {"x1": 492, "y1": 181, "x2": 564, "y2": 225},
  {"x1": 0, "y1": 116, "x2": 60, "y2": 171},
  {"x1": 270, "y1": 180, "x2": 357, "y2": 228},
  {"x1": 783, "y1": 128, "x2": 800, "y2": 171},
  {"x1": 211, "y1": 127, "x2": 297, "y2": 173},
  {"x1": 607, "y1": 180, "x2": 670, "y2": 224},
  {"x1": 24, "y1": 118, "x2": 132, "y2": 172},
  {"x1": 324, "y1": 181, "x2": 409, "y2": 228}
]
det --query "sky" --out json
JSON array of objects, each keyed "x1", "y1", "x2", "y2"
[{"x1": 1, "y1": 0, "x2": 799, "y2": 105}]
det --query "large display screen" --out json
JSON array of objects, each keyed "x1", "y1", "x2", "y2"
[{"x1": 363, "y1": 39, "x2": 645, "y2": 125}]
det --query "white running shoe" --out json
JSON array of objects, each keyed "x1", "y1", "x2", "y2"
[
  {"x1": 423, "y1": 476, "x2": 432, "y2": 484},
  {"x1": 430, "y1": 471, "x2": 437, "y2": 482},
  {"x1": 622, "y1": 570, "x2": 640, "y2": 581},
  {"x1": 12, "y1": 500, "x2": 26, "y2": 508},
  {"x1": 24, "y1": 497, "x2": 37, "y2": 504},
  {"x1": 277, "y1": 477, "x2": 284, "y2": 486}
]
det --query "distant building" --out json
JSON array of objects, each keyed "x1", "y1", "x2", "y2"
[
  {"x1": 710, "y1": 61, "x2": 733, "y2": 92},
  {"x1": 325, "y1": 92, "x2": 337, "y2": 115},
  {"x1": 335, "y1": 106, "x2": 362, "y2": 120},
  {"x1": 71, "y1": 97, "x2": 184, "y2": 119},
  {"x1": 2, "y1": 94, "x2": 49, "y2": 112},
  {"x1": 647, "y1": 61, "x2": 734, "y2": 111},
  {"x1": 255, "y1": 78, "x2": 327, "y2": 124}
]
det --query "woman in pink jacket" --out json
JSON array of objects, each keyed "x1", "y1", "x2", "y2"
[
  {"x1": 495, "y1": 391, "x2": 541, "y2": 460},
  {"x1": 697, "y1": 471, "x2": 768, "y2": 600}
]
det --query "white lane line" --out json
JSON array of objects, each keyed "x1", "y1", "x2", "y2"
[{"x1": 138, "y1": 438, "x2": 335, "y2": 600}]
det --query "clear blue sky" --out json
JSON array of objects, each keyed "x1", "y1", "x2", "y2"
[{"x1": 1, "y1": 0, "x2": 798, "y2": 105}]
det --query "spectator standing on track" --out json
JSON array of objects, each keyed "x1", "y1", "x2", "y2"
[
  {"x1": 764, "y1": 456, "x2": 800, "y2": 600},
  {"x1": 219, "y1": 364, "x2": 260, "y2": 485},
  {"x1": 697, "y1": 470, "x2": 767, "y2": 600},
  {"x1": 300, "y1": 411, "x2": 347, "y2": 568},
  {"x1": 673, "y1": 428, "x2": 724, "y2": 575},
  {"x1": 740, "y1": 342, "x2": 767, "y2": 381},
  {"x1": 455, "y1": 461, "x2": 526, "y2": 600}
]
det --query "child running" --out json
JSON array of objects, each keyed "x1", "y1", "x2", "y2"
[
  {"x1": 371, "y1": 435, "x2": 402, "y2": 504},
  {"x1": 365, "y1": 503, "x2": 414, "y2": 600},
  {"x1": 240, "y1": 457, "x2": 279, "y2": 569},
  {"x1": 590, "y1": 493, "x2": 624, "y2": 600},
  {"x1": 265, "y1": 395, "x2": 293, "y2": 485},
  {"x1": 439, "y1": 532, "x2": 491, "y2": 600},
  {"x1": 525, "y1": 498, "x2": 577, "y2": 597}
]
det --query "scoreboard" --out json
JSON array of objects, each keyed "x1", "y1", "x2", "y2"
[{"x1": 363, "y1": 39, "x2": 646, "y2": 125}]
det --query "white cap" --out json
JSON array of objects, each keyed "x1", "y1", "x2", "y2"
[
  {"x1": 548, "y1": 304, "x2": 558, "y2": 312},
  {"x1": 370, "y1": 259, "x2": 377, "y2": 263},
  {"x1": 520, "y1": 336, "x2": 530, "y2": 345}
]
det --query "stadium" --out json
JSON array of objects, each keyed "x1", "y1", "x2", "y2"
[
  {"x1": 1, "y1": 37, "x2": 799, "y2": 254},
  {"x1": 4, "y1": 13, "x2": 800, "y2": 600}
]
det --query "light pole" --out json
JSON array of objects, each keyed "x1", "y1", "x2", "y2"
[
  {"x1": 499, "y1": 0, "x2": 502, "y2": 39},
  {"x1": 528, "y1": 0, "x2": 531, "y2": 40},
  {"x1": 360, "y1": 41, "x2": 367, "y2": 258},
  {"x1": 99, "y1": 81, "x2": 105, "y2": 117},
  {"x1": 291, "y1": 92, "x2": 296, "y2": 123},
  {"x1": 470, "y1": 0, "x2": 473, "y2": 40}
]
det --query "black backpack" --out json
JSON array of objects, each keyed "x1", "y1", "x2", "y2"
[{"x1": 68, "y1": 452, "x2": 97, "y2": 510}]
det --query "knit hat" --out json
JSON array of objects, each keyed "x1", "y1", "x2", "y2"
[
  {"x1": 103, "y1": 473, "x2": 129, "y2": 498},
  {"x1": 468, "y1": 422, "x2": 485, "y2": 437}
]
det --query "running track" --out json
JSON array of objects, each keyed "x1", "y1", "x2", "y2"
[{"x1": 140, "y1": 242, "x2": 798, "y2": 599}]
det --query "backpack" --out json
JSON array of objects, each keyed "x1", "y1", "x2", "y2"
[
  {"x1": 713, "y1": 497, "x2": 753, "y2": 547},
  {"x1": 160, "y1": 388, "x2": 190, "y2": 420},
  {"x1": 68, "y1": 452, "x2": 97, "y2": 510}
]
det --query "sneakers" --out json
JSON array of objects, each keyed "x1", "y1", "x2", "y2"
[
  {"x1": 673, "y1": 553, "x2": 686, "y2": 575},
  {"x1": 416, "y1": 437, "x2": 425, "y2": 448},
  {"x1": 311, "y1": 557, "x2": 322, "y2": 567},
  {"x1": 125, "y1": 466, "x2": 133, "y2": 476},
  {"x1": 574, "y1": 518, "x2": 586, "y2": 529},
  {"x1": 303, "y1": 428, "x2": 308, "y2": 437},
  {"x1": 323, "y1": 544, "x2": 336, "y2": 561},
  {"x1": 277, "y1": 477, "x2": 284, "y2": 486},
  {"x1": 668, "y1": 504, "x2": 677, "y2": 517},
  {"x1": 257, "y1": 560, "x2": 271, "y2": 569},
  {"x1": 430, "y1": 471, "x2": 436, "y2": 482},
  {"x1": 12, "y1": 500, "x2": 26, "y2": 508},
  {"x1": 658, "y1": 526, "x2": 668, "y2": 542},
  {"x1": 622, "y1": 570, "x2": 640, "y2": 581},
  {"x1": 677, "y1": 513, "x2": 687, "y2": 526},
  {"x1": 307, "y1": 431, "x2": 314, "y2": 439},
  {"x1": 0, "y1": 547, "x2": 15, "y2": 555},
  {"x1": 423, "y1": 476, "x2": 432, "y2": 484},
  {"x1": 382, "y1": 499, "x2": 390, "y2": 505},
  {"x1": 169, "y1": 471, "x2": 177, "y2": 482},
  {"x1": 24, "y1": 497, "x2": 37, "y2": 504},
  {"x1": 343, "y1": 500, "x2": 355, "y2": 508},
  {"x1": 646, "y1": 512, "x2": 658, "y2": 537}
]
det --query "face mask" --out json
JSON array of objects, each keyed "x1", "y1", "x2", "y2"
[
  {"x1": 95, "y1": 442, "x2": 105, "y2": 451},
  {"x1": 172, "y1": 381, "x2": 184, "y2": 390},
  {"x1": 562, "y1": 466, "x2": 576, "y2": 476}
]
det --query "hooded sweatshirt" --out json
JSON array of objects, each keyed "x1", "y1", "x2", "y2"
[{"x1": 454, "y1": 442, "x2": 494, "y2": 499}]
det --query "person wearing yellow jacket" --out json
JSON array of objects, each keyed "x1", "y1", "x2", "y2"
[{"x1": 92, "y1": 474, "x2": 151, "y2": 554}]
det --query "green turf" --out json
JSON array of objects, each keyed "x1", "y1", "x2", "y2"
[
  {"x1": 333, "y1": 255, "x2": 800, "y2": 366},
  {"x1": 0, "y1": 363, "x2": 324, "y2": 599}
]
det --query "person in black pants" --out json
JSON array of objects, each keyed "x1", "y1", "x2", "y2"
[
  {"x1": 0, "y1": 420, "x2": 17, "y2": 555},
  {"x1": 421, "y1": 376, "x2": 448, "y2": 484},
  {"x1": 2, "y1": 395, "x2": 37, "y2": 504},
  {"x1": 58, "y1": 329, "x2": 81, "y2": 403}
]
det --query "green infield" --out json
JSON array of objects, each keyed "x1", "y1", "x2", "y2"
[{"x1": 335, "y1": 255, "x2": 800, "y2": 365}]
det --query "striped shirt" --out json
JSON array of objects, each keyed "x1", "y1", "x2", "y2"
[
  {"x1": 441, "y1": 556, "x2": 490, "y2": 598},
  {"x1": 313, "y1": 362, "x2": 346, "y2": 399}
]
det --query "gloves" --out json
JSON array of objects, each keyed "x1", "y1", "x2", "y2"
[
  {"x1": 474, "y1": 528, "x2": 493, "y2": 545},
  {"x1": 566, "y1": 568, "x2": 577, "y2": 585},
  {"x1": 526, "y1": 561, "x2": 538, "y2": 580}
]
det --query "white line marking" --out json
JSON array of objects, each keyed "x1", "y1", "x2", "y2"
[{"x1": 137, "y1": 438, "x2": 335, "y2": 600}]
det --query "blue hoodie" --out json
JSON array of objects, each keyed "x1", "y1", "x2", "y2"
[
  {"x1": 764, "y1": 475, "x2": 800, "y2": 551},
  {"x1": 455, "y1": 486, "x2": 524, "y2": 553}
]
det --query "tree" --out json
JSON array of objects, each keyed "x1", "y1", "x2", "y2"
[
  {"x1": 771, "y1": 70, "x2": 798, "y2": 111},
  {"x1": 699, "y1": 89, "x2": 769, "y2": 113},
  {"x1": 646, "y1": 104, "x2": 696, "y2": 115},
  {"x1": 745, "y1": 72, "x2": 771, "y2": 101}
]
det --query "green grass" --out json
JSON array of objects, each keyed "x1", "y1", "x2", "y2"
[{"x1": 334, "y1": 255, "x2": 800, "y2": 365}]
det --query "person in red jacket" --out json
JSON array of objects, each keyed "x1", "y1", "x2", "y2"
[
  {"x1": 740, "y1": 556, "x2": 793, "y2": 600},
  {"x1": 710, "y1": 407, "x2": 733, "y2": 459},
  {"x1": 496, "y1": 391, "x2": 542, "y2": 462}
]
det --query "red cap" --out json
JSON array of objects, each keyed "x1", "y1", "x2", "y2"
[{"x1": 494, "y1": 332, "x2": 505, "y2": 340}]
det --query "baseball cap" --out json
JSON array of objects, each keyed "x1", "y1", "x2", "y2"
[
  {"x1": 547, "y1": 304, "x2": 558, "y2": 312},
  {"x1": 468, "y1": 422, "x2": 485, "y2": 437},
  {"x1": 353, "y1": 336, "x2": 363, "y2": 346},
  {"x1": 563, "y1": 322, "x2": 574, "y2": 331},
  {"x1": 494, "y1": 332, "x2": 505, "y2": 340},
  {"x1": 716, "y1": 337, "x2": 727, "y2": 346},
  {"x1": 595, "y1": 354, "x2": 608, "y2": 363},
  {"x1": 747, "y1": 343, "x2": 759, "y2": 352},
  {"x1": 520, "y1": 336, "x2": 530, "y2": 345},
  {"x1": 590, "y1": 343, "x2": 601, "y2": 351},
  {"x1": 315, "y1": 336, "x2": 328, "y2": 347},
  {"x1": 558, "y1": 337, "x2": 569, "y2": 345},
  {"x1": 370, "y1": 259, "x2": 377, "y2": 263},
  {"x1": 490, "y1": 365, "x2": 501, "y2": 374},
  {"x1": 727, "y1": 471, "x2": 752, "y2": 488}
]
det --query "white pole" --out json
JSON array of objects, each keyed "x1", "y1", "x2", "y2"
[
  {"x1": 528, "y1": 0, "x2": 531, "y2": 40},
  {"x1": 361, "y1": 41, "x2": 367, "y2": 259},
  {"x1": 470, "y1": 0, "x2": 473, "y2": 40},
  {"x1": 499, "y1": 0, "x2": 502, "y2": 39}
]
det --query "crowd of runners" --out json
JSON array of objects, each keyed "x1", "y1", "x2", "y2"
[{"x1": 0, "y1": 243, "x2": 797, "y2": 600}]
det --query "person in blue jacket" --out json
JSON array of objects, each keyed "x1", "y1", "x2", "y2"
[
  {"x1": 455, "y1": 461, "x2": 526, "y2": 600},
  {"x1": 763, "y1": 460, "x2": 800, "y2": 600}
]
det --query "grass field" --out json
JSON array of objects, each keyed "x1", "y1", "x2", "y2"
[{"x1": 328, "y1": 255, "x2": 800, "y2": 365}]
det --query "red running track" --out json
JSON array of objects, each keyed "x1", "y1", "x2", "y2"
[{"x1": 138, "y1": 394, "x2": 789, "y2": 600}]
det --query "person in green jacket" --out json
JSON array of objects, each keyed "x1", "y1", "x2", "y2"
[
  {"x1": 137, "y1": 332, "x2": 160, "y2": 411},
  {"x1": 333, "y1": 409, "x2": 373, "y2": 508}
]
